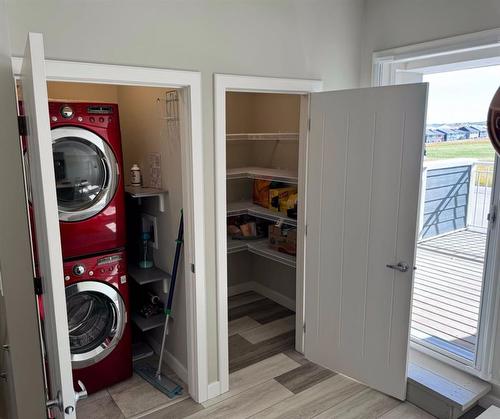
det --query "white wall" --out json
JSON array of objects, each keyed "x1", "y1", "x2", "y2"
[{"x1": 5, "y1": 0, "x2": 365, "y2": 384}]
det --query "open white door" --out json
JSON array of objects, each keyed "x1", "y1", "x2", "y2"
[
  {"x1": 304, "y1": 84, "x2": 427, "y2": 400},
  {"x1": 20, "y1": 32, "x2": 79, "y2": 417}
]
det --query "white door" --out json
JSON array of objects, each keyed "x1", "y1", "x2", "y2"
[
  {"x1": 304, "y1": 84, "x2": 428, "y2": 400},
  {"x1": 20, "y1": 32, "x2": 79, "y2": 417}
]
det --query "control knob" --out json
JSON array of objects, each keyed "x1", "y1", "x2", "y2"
[{"x1": 73, "y1": 264, "x2": 85, "y2": 276}]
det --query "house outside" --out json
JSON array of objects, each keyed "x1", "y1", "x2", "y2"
[
  {"x1": 470, "y1": 124, "x2": 488, "y2": 137},
  {"x1": 425, "y1": 128, "x2": 445, "y2": 143},
  {"x1": 436, "y1": 126, "x2": 467, "y2": 141},
  {"x1": 458, "y1": 125, "x2": 480, "y2": 139}
]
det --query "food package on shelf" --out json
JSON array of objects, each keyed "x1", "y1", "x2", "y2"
[
  {"x1": 268, "y1": 226, "x2": 297, "y2": 255},
  {"x1": 269, "y1": 187, "x2": 297, "y2": 212},
  {"x1": 280, "y1": 192, "x2": 298, "y2": 217},
  {"x1": 253, "y1": 180, "x2": 271, "y2": 208}
]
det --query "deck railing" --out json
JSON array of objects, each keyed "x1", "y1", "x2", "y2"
[{"x1": 419, "y1": 160, "x2": 494, "y2": 239}]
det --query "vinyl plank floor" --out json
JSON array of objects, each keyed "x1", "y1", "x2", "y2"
[
  {"x1": 379, "y1": 402, "x2": 436, "y2": 418},
  {"x1": 136, "y1": 398, "x2": 204, "y2": 419},
  {"x1": 283, "y1": 349, "x2": 310, "y2": 365},
  {"x1": 77, "y1": 389, "x2": 124, "y2": 419},
  {"x1": 240, "y1": 316, "x2": 295, "y2": 344},
  {"x1": 274, "y1": 361, "x2": 336, "y2": 394},
  {"x1": 186, "y1": 380, "x2": 293, "y2": 419},
  {"x1": 229, "y1": 330, "x2": 295, "y2": 373},
  {"x1": 108, "y1": 374, "x2": 187, "y2": 417},
  {"x1": 314, "y1": 388, "x2": 400, "y2": 419},
  {"x1": 228, "y1": 291, "x2": 266, "y2": 309},
  {"x1": 228, "y1": 297, "x2": 293, "y2": 324},
  {"x1": 228, "y1": 316, "x2": 261, "y2": 336},
  {"x1": 248, "y1": 374, "x2": 367, "y2": 419},
  {"x1": 203, "y1": 353, "x2": 299, "y2": 408}
]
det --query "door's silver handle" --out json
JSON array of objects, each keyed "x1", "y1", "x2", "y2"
[{"x1": 386, "y1": 262, "x2": 410, "y2": 273}]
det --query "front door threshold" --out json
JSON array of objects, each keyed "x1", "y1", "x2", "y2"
[{"x1": 407, "y1": 349, "x2": 491, "y2": 419}]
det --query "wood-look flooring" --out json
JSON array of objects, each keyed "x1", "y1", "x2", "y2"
[{"x1": 77, "y1": 291, "x2": 484, "y2": 419}]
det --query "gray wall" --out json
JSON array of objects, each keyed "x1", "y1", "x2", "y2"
[
  {"x1": 5, "y1": 0, "x2": 365, "y2": 385},
  {"x1": 361, "y1": 0, "x2": 500, "y2": 391},
  {"x1": 361, "y1": 0, "x2": 500, "y2": 86}
]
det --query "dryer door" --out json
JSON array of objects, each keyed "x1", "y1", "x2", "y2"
[
  {"x1": 66, "y1": 281, "x2": 126, "y2": 369},
  {"x1": 52, "y1": 126, "x2": 119, "y2": 222}
]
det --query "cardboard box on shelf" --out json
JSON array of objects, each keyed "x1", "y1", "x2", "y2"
[{"x1": 268, "y1": 226, "x2": 297, "y2": 255}]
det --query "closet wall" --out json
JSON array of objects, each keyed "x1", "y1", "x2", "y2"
[
  {"x1": 46, "y1": 81, "x2": 188, "y2": 373},
  {"x1": 226, "y1": 92, "x2": 300, "y2": 308}
]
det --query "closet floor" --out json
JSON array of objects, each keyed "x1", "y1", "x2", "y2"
[{"x1": 228, "y1": 291, "x2": 296, "y2": 373}]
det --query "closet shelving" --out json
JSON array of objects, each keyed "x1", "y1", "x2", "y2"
[
  {"x1": 227, "y1": 201, "x2": 297, "y2": 227},
  {"x1": 226, "y1": 132, "x2": 299, "y2": 142},
  {"x1": 227, "y1": 167, "x2": 298, "y2": 184},
  {"x1": 128, "y1": 264, "x2": 171, "y2": 361},
  {"x1": 227, "y1": 236, "x2": 296, "y2": 268},
  {"x1": 125, "y1": 186, "x2": 168, "y2": 212}
]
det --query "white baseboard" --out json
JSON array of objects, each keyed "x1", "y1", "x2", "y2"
[
  {"x1": 228, "y1": 281, "x2": 296, "y2": 312},
  {"x1": 228, "y1": 282, "x2": 254, "y2": 297},
  {"x1": 207, "y1": 381, "x2": 221, "y2": 399},
  {"x1": 479, "y1": 393, "x2": 500, "y2": 409},
  {"x1": 145, "y1": 335, "x2": 188, "y2": 385},
  {"x1": 252, "y1": 282, "x2": 295, "y2": 312}
]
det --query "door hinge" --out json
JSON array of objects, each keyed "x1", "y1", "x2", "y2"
[
  {"x1": 17, "y1": 115, "x2": 27, "y2": 136},
  {"x1": 308, "y1": 118, "x2": 311, "y2": 131},
  {"x1": 488, "y1": 205, "x2": 497, "y2": 225},
  {"x1": 305, "y1": 224, "x2": 308, "y2": 236},
  {"x1": 0, "y1": 372, "x2": 7, "y2": 382},
  {"x1": 34, "y1": 276, "x2": 43, "y2": 295},
  {"x1": 303, "y1": 323, "x2": 306, "y2": 333},
  {"x1": 191, "y1": 263, "x2": 195, "y2": 274}
]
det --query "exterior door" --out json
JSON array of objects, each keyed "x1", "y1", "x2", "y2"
[
  {"x1": 20, "y1": 32, "x2": 78, "y2": 418},
  {"x1": 304, "y1": 84, "x2": 428, "y2": 399}
]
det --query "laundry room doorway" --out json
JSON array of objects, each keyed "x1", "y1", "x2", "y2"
[{"x1": 12, "y1": 32, "x2": 207, "y2": 418}]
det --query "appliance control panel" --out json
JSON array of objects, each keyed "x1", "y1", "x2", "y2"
[
  {"x1": 48, "y1": 102, "x2": 117, "y2": 129},
  {"x1": 63, "y1": 252, "x2": 125, "y2": 281}
]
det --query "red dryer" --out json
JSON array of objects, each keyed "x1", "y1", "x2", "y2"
[
  {"x1": 64, "y1": 250, "x2": 132, "y2": 394},
  {"x1": 49, "y1": 102, "x2": 126, "y2": 259}
]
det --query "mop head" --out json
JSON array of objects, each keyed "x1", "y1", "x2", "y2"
[{"x1": 134, "y1": 361, "x2": 183, "y2": 399}]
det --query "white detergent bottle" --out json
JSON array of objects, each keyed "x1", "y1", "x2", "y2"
[{"x1": 131, "y1": 164, "x2": 142, "y2": 186}]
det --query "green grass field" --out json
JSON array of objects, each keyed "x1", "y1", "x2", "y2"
[{"x1": 425, "y1": 138, "x2": 495, "y2": 161}]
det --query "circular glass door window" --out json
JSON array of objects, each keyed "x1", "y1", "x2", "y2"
[
  {"x1": 52, "y1": 127, "x2": 118, "y2": 222},
  {"x1": 67, "y1": 291, "x2": 116, "y2": 355},
  {"x1": 53, "y1": 138, "x2": 107, "y2": 212},
  {"x1": 65, "y1": 281, "x2": 126, "y2": 369}
]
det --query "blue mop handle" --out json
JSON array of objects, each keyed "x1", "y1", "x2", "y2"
[{"x1": 166, "y1": 210, "x2": 183, "y2": 315}]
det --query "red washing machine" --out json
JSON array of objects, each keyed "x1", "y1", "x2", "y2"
[
  {"x1": 49, "y1": 102, "x2": 126, "y2": 259},
  {"x1": 64, "y1": 249, "x2": 132, "y2": 394}
]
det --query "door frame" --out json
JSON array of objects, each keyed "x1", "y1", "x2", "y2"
[
  {"x1": 372, "y1": 29, "x2": 500, "y2": 382},
  {"x1": 11, "y1": 57, "x2": 209, "y2": 402},
  {"x1": 213, "y1": 74, "x2": 322, "y2": 395}
]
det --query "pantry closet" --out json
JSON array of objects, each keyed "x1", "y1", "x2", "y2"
[{"x1": 225, "y1": 92, "x2": 301, "y2": 372}]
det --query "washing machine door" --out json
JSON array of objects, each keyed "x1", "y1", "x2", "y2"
[
  {"x1": 52, "y1": 126, "x2": 119, "y2": 222},
  {"x1": 66, "y1": 281, "x2": 126, "y2": 369}
]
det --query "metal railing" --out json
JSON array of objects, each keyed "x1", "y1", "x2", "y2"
[{"x1": 419, "y1": 160, "x2": 494, "y2": 239}]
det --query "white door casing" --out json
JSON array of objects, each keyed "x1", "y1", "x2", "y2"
[
  {"x1": 21, "y1": 32, "x2": 77, "y2": 417},
  {"x1": 304, "y1": 84, "x2": 428, "y2": 400}
]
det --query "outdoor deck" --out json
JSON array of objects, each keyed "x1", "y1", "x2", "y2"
[{"x1": 411, "y1": 229, "x2": 486, "y2": 361}]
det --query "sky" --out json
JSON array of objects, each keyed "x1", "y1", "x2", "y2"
[{"x1": 423, "y1": 65, "x2": 500, "y2": 125}]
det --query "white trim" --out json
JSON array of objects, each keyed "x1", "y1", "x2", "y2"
[
  {"x1": 228, "y1": 281, "x2": 296, "y2": 312},
  {"x1": 372, "y1": 28, "x2": 500, "y2": 86},
  {"x1": 207, "y1": 381, "x2": 221, "y2": 400},
  {"x1": 372, "y1": 30, "x2": 500, "y2": 384},
  {"x1": 252, "y1": 282, "x2": 296, "y2": 312},
  {"x1": 214, "y1": 73, "x2": 322, "y2": 397},
  {"x1": 227, "y1": 282, "x2": 254, "y2": 297},
  {"x1": 12, "y1": 57, "x2": 208, "y2": 402}
]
